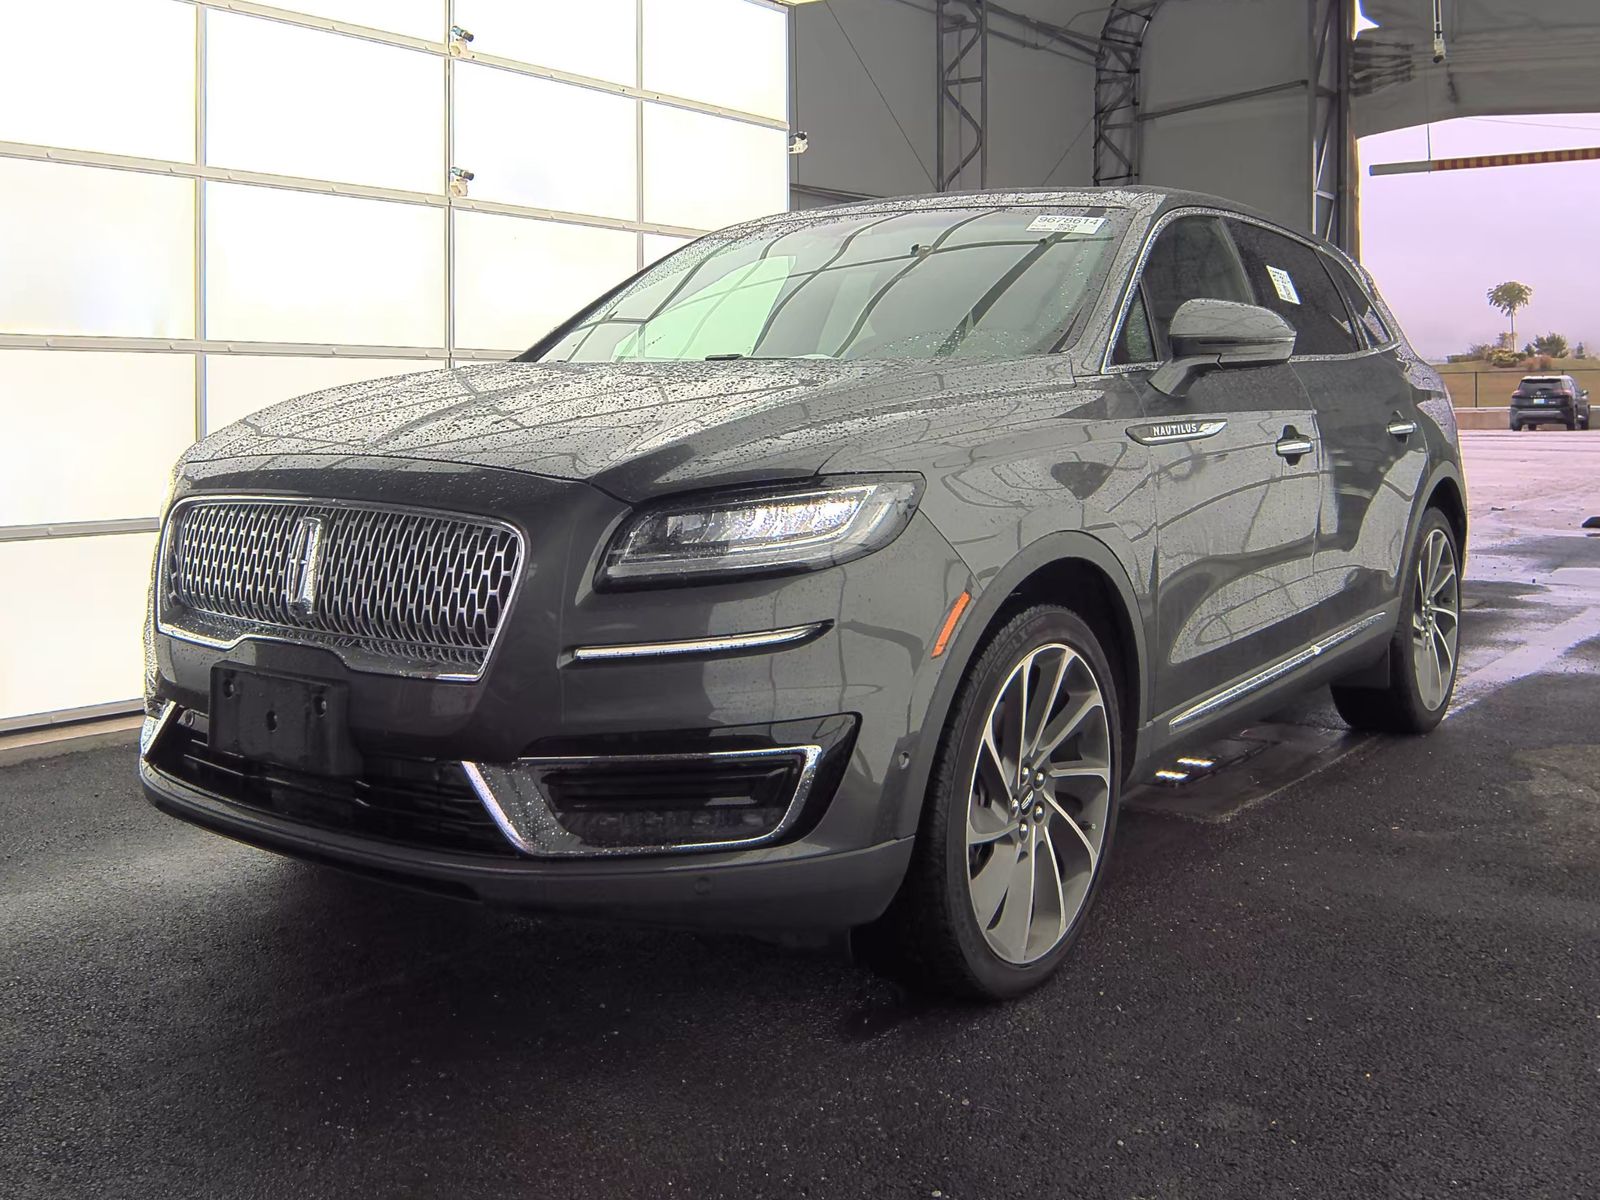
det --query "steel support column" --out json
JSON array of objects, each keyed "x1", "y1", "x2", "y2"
[
  {"x1": 936, "y1": 0, "x2": 987, "y2": 191},
  {"x1": 1309, "y1": 0, "x2": 1355, "y2": 250},
  {"x1": 1093, "y1": 1, "x2": 1161, "y2": 187}
]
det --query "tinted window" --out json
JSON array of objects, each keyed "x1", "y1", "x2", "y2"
[
  {"x1": 1224, "y1": 219, "x2": 1358, "y2": 356},
  {"x1": 1136, "y1": 216, "x2": 1252, "y2": 352},
  {"x1": 538, "y1": 206, "x2": 1126, "y2": 363},
  {"x1": 1113, "y1": 288, "x2": 1156, "y2": 365},
  {"x1": 1322, "y1": 253, "x2": 1392, "y2": 347}
]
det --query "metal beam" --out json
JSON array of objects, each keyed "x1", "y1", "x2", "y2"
[
  {"x1": 936, "y1": 0, "x2": 988, "y2": 191},
  {"x1": 174, "y1": 0, "x2": 788, "y2": 132},
  {"x1": 1139, "y1": 79, "x2": 1309, "y2": 124},
  {"x1": 984, "y1": 1, "x2": 1100, "y2": 61},
  {"x1": 1370, "y1": 144, "x2": 1600, "y2": 176},
  {"x1": 1093, "y1": 1, "x2": 1162, "y2": 187},
  {"x1": 1309, "y1": 0, "x2": 1355, "y2": 249},
  {"x1": 0, "y1": 333, "x2": 514, "y2": 361},
  {"x1": 881, "y1": 0, "x2": 1095, "y2": 63},
  {"x1": 0, "y1": 141, "x2": 708, "y2": 239}
]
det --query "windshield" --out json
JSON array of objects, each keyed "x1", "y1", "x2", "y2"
[{"x1": 535, "y1": 205, "x2": 1127, "y2": 364}]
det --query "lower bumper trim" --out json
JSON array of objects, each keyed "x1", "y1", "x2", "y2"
[
  {"x1": 464, "y1": 745, "x2": 822, "y2": 858},
  {"x1": 141, "y1": 759, "x2": 912, "y2": 930}
]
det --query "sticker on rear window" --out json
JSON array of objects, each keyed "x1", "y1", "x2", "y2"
[
  {"x1": 1027, "y1": 214, "x2": 1106, "y2": 235},
  {"x1": 1267, "y1": 265, "x2": 1301, "y2": 305}
]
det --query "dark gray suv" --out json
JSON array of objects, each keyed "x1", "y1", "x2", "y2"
[
  {"x1": 140, "y1": 188, "x2": 1467, "y2": 999},
  {"x1": 1510, "y1": 374, "x2": 1591, "y2": 431}
]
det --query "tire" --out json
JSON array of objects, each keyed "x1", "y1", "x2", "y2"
[
  {"x1": 1510, "y1": 422, "x2": 1522, "y2": 432},
  {"x1": 862, "y1": 605, "x2": 1121, "y2": 1000},
  {"x1": 1331, "y1": 508, "x2": 1461, "y2": 735},
  {"x1": 1566, "y1": 416, "x2": 1578, "y2": 431}
]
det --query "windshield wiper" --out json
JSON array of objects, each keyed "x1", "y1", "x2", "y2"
[{"x1": 702, "y1": 353, "x2": 816, "y2": 361}]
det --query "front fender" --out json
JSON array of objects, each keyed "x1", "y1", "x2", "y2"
[{"x1": 884, "y1": 527, "x2": 1151, "y2": 841}]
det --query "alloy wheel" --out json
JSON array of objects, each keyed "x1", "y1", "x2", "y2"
[
  {"x1": 964, "y1": 644, "x2": 1112, "y2": 965},
  {"x1": 1411, "y1": 528, "x2": 1460, "y2": 711}
]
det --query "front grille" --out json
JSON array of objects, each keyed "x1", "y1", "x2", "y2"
[
  {"x1": 153, "y1": 722, "x2": 518, "y2": 858},
  {"x1": 161, "y1": 498, "x2": 522, "y2": 676}
]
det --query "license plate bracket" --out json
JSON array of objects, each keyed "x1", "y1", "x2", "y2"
[{"x1": 209, "y1": 666, "x2": 363, "y2": 777}]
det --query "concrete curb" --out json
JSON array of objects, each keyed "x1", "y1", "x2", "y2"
[{"x1": 0, "y1": 717, "x2": 141, "y2": 768}]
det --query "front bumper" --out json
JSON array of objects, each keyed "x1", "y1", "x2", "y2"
[{"x1": 140, "y1": 751, "x2": 913, "y2": 929}]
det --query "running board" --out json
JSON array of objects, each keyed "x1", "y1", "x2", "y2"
[{"x1": 1169, "y1": 612, "x2": 1391, "y2": 730}]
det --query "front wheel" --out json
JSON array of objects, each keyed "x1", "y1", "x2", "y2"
[
  {"x1": 1331, "y1": 508, "x2": 1461, "y2": 734},
  {"x1": 863, "y1": 606, "x2": 1120, "y2": 1000}
]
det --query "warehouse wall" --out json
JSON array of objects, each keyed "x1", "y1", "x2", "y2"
[
  {"x1": 1138, "y1": 0, "x2": 1311, "y2": 231},
  {"x1": 789, "y1": 0, "x2": 1314, "y2": 229},
  {"x1": 789, "y1": 0, "x2": 1096, "y2": 205},
  {"x1": 0, "y1": 0, "x2": 792, "y2": 729}
]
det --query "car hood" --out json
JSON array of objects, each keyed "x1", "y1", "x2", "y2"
[{"x1": 185, "y1": 358, "x2": 1085, "y2": 500}]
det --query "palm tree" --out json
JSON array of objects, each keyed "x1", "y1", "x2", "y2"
[{"x1": 1487, "y1": 281, "x2": 1533, "y2": 346}]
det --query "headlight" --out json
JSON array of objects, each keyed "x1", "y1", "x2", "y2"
[{"x1": 600, "y1": 478, "x2": 921, "y2": 586}]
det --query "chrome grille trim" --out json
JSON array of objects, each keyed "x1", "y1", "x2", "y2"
[
  {"x1": 462, "y1": 745, "x2": 823, "y2": 858},
  {"x1": 157, "y1": 496, "x2": 524, "y2": 680}
]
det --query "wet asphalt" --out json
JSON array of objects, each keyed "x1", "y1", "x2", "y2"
[{"x1": 3, "y1": 431, "x2": 1598, "y2": 1199}]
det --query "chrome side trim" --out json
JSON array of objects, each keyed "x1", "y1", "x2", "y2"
[
  {"x1": 1169, "y1": 612, "x2": 1390, "y2": 730},
  {"x1": 140, "y1": 701, "x2": 179, "y2": 758},
  {"x1": 463, "y1": 744, "x2": 824, "y2": 858},
  {"x1": 1127, "y1": 419, "x2": 1228, "y2": 446},
  {"x1": 567, "y1": 622, "x2": 829, "y2": 664}
]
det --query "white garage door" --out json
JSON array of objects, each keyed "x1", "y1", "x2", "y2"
[{"x1": 0, "y1": 0, "x2": 790, "y2": 730}]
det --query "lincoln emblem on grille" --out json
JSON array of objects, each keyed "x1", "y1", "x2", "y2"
[{"x1": 286, "y1": 515, "x2": 327, "y2": 618}]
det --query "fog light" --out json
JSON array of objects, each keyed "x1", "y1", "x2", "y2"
[
  {"x1": 542, "y1": 759, "x2": 798, "y2": 849},
  {"x1": 465, "y1": 744, "x2": 826, "y2": 856}
]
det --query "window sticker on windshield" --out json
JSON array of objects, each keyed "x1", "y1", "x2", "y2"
[
  {"x1": 1266, "y1": 265, "x2": 1301, "y2": 304},
  {"x1": 1027, "y1": 214, "x2": 1106, "y2": 235}
]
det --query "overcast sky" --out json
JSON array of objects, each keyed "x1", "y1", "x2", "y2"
[{"x1": 1358, "y1": 112, "x2": 1600, "y2": 361}]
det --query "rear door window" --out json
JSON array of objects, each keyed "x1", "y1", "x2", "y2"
[
  {"x1": 1322, "y1": 253, "x2": 1393, "y2": 347},
  {"x1": 1224, "y1": 219, "x2": 1359, "y2": 356}
]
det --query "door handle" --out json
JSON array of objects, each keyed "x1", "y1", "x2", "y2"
[
  {"x1": 1386, "y1": 417, "x2": 1418, "y2": 439},
  {"x1": 1275, "y1": 426, "x2": 1314, "y2": 463}
]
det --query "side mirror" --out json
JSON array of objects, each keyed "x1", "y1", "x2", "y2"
[{"x1": 1149, "y1": 299, "x2": 1297, "y2": 398}]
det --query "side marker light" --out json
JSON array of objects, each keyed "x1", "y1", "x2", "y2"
[{"x1": 931, "y1": 591, "x2": 972, "y2": 658}]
